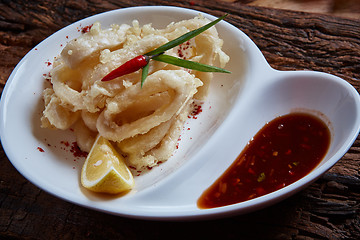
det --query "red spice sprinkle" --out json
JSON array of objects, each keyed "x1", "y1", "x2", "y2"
[
  {"x1": 45, "y1": 61, "x2": 52, "y2": 66},
  {"x1": 81, "y1": 24, "x2": 93, "y2": 34},
  {"x1": 188, "y1": 103, "x2": 203, "y2": 119},
  {"x1": 37, "y1": 147, "x2": 45, "y2": 152},
  {"x1": 61, "y1": 141, "x2": 70, "y2": 147},
  {"x1": 70, "y1": 142, "x2": 88, "y2": 158},
  {"x1": 178, "y1": 49, "x2": 184, "y2": 58},
  {"x1": 190, "y1": 104, "x2": 203, "y2": 119},
  {"x1": 176, "y1": 41, "x2": 192, "y2": 60}
]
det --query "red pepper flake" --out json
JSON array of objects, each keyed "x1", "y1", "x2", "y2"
[
  {"x1": 37, "y1": 147, "x2": 45, "y2": 152},
  {"x1": 70, "y1": 141, "x2": 88, "y2": 158},
  {"x1": 81, "y1": 24, "x2": 93, "y2": 34},
  {"x1": 177, "y1": 48, "x2": 184, "y2": 58},
  {"x1": 189, "y1": 103, "x2": 203, "y2": 119},
  {"x1": 61, "y1": 141, "x2": 70, "y2": 147},
  {"x1": 192, "y1": 104, "x2": 202, "y2": 115},
  {"x1": 176, "y1": 41, "x2": 192, "y2": 60},
  {"x1": 45, "y1": 61, "x2": 52, "y2": 67}
]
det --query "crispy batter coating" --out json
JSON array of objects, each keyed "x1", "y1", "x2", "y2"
[{"x1": 41, "y1": 16, "x2": 229, "y2": 170}]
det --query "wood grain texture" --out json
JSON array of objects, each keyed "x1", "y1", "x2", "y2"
[
  {"x1": 1, "y1": 0, "x2": 359, "y2": 239},
  {"x1": 247, "y1": 0, "x2": 360, "y2": 19}
]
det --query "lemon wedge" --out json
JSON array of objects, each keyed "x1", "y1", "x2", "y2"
[{"x1": 81, "y1": 135, "x2": 134, "y2": 194}]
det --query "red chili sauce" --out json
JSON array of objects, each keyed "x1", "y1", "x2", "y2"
[{"x1": 198, "y1": 112, "x2": 331, "y2": 209}]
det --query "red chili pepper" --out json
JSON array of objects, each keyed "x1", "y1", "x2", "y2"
[{"x1": 101, "y1": 55, "x2": 150, "y2": 82}]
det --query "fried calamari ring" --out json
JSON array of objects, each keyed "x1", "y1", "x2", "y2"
[
  {"x1": 119, "y1": 102, "x2": 191, "y2": 170},
  {"x1": 41, "y1": 88, "x2": 79, "y2": 130},
  {"x1": 81, "y1": 110, "x2": 100, "y2": 132},
  {"x1": 117, "y1": 118, "x2": 173, "y2": 156},
  {"x1": 73, "y1": 118, "x2": 97, "y2": 153},
  {"x1": 41, "y1": 15, "x2": 230, "y2": 171},
  {"x1": 96, "y1": 70, "x2": 202, "y2": 142},
  {"x1": 61, "y1": 22, "x2": 131, "y2": 68},
  {"x1": 51, "y1": 63, "x2": 87, "y2": 112},
  {"x1": 52, "y1": 35, "x2": 170, "y2": 113}
]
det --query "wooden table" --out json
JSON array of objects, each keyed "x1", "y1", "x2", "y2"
[{"x1": 1, "y1": 1, "x2": 359, "y2": 239}]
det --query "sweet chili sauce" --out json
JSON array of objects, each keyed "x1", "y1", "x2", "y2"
[{"x1": 197, "y1": 112, "x2": 331, "y2": 209}]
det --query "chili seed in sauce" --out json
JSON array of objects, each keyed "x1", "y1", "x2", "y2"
[{"x1": 197, "y1": 112, "x2": 331, "y2": 209}]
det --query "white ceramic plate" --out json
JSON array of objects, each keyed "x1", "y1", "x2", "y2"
[{"x1": 1, "y1": 6, "x2": 360, "y2": 220}]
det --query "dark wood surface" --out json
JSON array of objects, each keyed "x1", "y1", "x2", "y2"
[{"x1": 1, "y1": 1, "x2": 359, "y2": 239}]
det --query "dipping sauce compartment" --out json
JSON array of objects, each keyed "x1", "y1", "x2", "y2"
[{"x1": 198, "y1": 112, "x2": 331, "y2": 209}]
